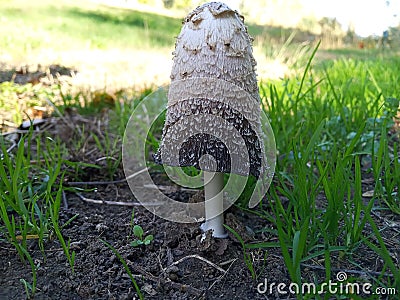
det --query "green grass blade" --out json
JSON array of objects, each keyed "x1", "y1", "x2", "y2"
[{"x1": 101, "y1": 239, "x2": 143, "y2": 299}]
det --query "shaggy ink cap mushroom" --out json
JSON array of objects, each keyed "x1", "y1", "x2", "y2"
[
  {"x1": 152, "y1": 2, "x2": 268, "y2": 238},
  {"x1": 122, "y1": 1, "x2": 275, "y2": 229}
]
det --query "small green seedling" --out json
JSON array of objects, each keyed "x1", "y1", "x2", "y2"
[{"x1": 130, "y1": 225, "x2": 153, "y2": 247}]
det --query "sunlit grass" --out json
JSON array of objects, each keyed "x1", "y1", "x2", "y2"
[
  {"x1": 0, "y1": 0, "x2": 181, "y2": 57},
  {"x1": 249, "y1": 48, "x2": 400, "y2": 296}
]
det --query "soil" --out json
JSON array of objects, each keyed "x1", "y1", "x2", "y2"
[
  {"x1": 0, "y1": 66, "x2": 399, "y2": 300},
  {"x1": 1, "y1": 174, "x2": 399, "y2": 300},
  {"x1": 0, "y1": 182, "x2": 288, "y2": 299}
]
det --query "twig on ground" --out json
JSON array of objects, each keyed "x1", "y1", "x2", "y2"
[
  {"x1": 117, "y1": 167, "x2": 149, "y2": 181},
  {"x1": 371, "y1": 210, "x2": 400, "y2": 234},
  {"x1": 0, "y1": 245, "x2": 16, "y2": 252},
  {"x1": 66, "y1": 167, "x2": 148, "y2": 186},
  {"x1": 301, "y1": 263, "x2": 394, "y2": 278},
  {"x1": 95, "y1": 156, "x2": 118, "y2": 162},
  {"x1": 131, "y1": 264, "x2": 203, "y2": 297},
  {"x1": 218, "y1": 258, "x2": 237, "y2": 267},
  {"x1": 143, "y1": 184, "x2": 197, "y2": 192},
  {"x1": 1, "y1": 129, "x2": 30, "y2": 136},
  {"x1": 157, "y1": 247, "x2": 166, "y2": 275},
  {"x1": 6, "y1": 141, "x2": 17, "y2": 154},
  {"x1": 165, "y1": 254, "x2": 226, "y2": 274},
  {"x1": 68, "y1": 178, "x2": 127, "y2": 186},
  {"x1": 207, "y1": 258, "x2": 237, "y2": 292},
  {"x1": 75, "y1": 192, "x2": 162, "y2": 207}
]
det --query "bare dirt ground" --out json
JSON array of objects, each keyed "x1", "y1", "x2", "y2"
[{"x1": 0, "y1": 185, "x2": 286, "y2": 299}]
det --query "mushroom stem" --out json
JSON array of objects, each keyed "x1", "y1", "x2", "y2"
[{"x1": 200, "y1": 171, "x2": 228, "y2": 238}]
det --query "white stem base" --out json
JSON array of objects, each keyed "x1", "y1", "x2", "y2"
[{"x1": 200, "y1": 171, "x2": 228, "y2": 238}]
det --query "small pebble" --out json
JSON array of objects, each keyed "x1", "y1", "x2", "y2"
[{"x1": 168, "y1": 272, "x2": 179, "y2": 281}]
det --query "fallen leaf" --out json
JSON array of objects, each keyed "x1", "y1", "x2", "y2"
[
  {"x1": 16, "y1": 235, "x2": 39, "y2": 240},
  {"x1": 362, "y1": 190, "x2": 375, "y2": 198}
]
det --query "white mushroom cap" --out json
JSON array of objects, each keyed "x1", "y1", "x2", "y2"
[
  {"x1": 171, "y1": 2, "x2": 259, "y2": 100},
  {"x1": 154, "y1": 2, "x2": 264, "y2": 178}
]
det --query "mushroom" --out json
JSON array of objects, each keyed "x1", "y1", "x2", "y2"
[{"x1": 154, "y1": 2, "x2": 264, "y2": 238}]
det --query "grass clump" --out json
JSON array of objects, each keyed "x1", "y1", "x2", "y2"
[
  {"x1": 241, "y1": 46, "x2": 400, "y2": 296},
  {"x1": 0, "y1": 129, "x2": 76, "y2": 297}
]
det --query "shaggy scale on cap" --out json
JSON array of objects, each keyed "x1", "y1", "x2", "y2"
[{"x1": 154, "y1": 2, "x2": 265, "y2": 178}]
